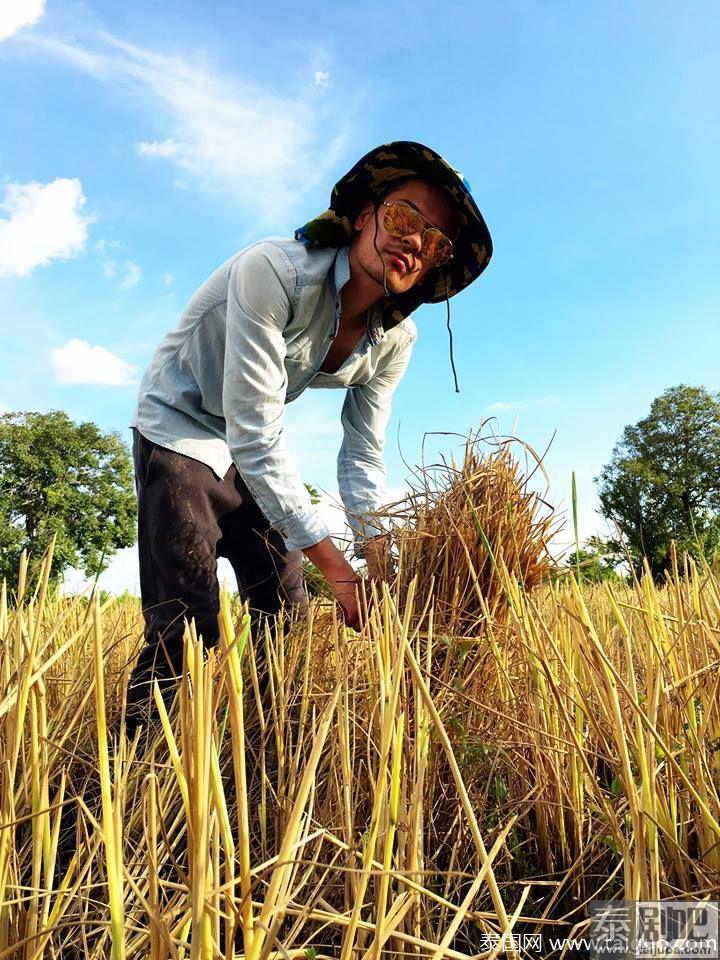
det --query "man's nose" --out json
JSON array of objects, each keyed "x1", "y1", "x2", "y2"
[{"x1": 402, "y1": 231, "x2": 423, "y2": 254}]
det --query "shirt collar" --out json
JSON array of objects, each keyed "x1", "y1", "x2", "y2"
[
  {"x1": 330, "y1": 245, "x2": 351, "y2": 302},
  {"x1": 367, "y1": 304, "x2": 386, "y2": 346},
  {"x1": 330, "y1": 245, "x2": 386, "y2": 347}
]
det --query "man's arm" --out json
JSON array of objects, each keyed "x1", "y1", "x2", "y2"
[
  {"x1": 222, "y1": 243, "x2": 361, "y2": 622},
  {"x1": 337, "y1": 329, "x2": 416, "y2": 565},
  {"x1": 223, "y1": 242, "x2": 328, "y2": 549}
]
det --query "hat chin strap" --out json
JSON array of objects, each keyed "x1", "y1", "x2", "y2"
[
  {"x1": 444, "y1": 271, "x2": 460, "y2": 394},
  {"x1": 370, "y1": 207, "x2": 460, "y2": 394},
  {"x1": 372, "y1": 205, "x2": 390, "y2": 297}
]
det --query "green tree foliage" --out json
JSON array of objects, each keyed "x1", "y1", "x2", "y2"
[
  {"x1": 567, "y1": 535, "x2": 621, "y2": 583},
  {"x1": 0, "y1": 411, "x2": 137, "y2": 584},
  {"x1": 304, "y1": 482, "x2": 321, "y2": 505},
  {"x1": 596, "y1": 385, "x2": 720, "y2": 578},
  {"x1": 302, "y1": 483, "x2": 334, "y2": 597}
]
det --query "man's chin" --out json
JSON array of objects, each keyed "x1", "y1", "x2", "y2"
[
  {"x1": 380, "y1": 271, "x2": 417, "y2": 295},
  {"x1": 365, "y1": 261, "x2": 417, "y2": 295}
]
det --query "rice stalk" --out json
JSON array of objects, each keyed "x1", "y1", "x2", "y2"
[{"x1": 1, "y1": 445, "x2": 719, "y2": 957}]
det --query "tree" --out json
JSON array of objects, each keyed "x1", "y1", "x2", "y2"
[
  {"x1": 596, "y1": 385, "x2": 720, "y2": 578},
  {"x1": 566, "y1": 536, "x2": 622, "y2": 583},
  {"x1": 304, "y1": 482, "x2": 322, "y2": 506},
  {"x1": 0, "y1": 411, "x2": 137, "y2": 585}
]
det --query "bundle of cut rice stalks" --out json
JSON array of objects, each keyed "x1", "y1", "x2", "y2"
[{"x1": 374, "y1": 429, "x2": 561, "y2": 636}]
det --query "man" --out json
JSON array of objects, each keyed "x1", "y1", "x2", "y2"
[{"x1": 126, "y1": 140, "x2": 492, "y2": 730}]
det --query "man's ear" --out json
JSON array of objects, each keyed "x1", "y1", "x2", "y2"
[{"x1": 353, "y1": 201, "x2": 376, "y2": 233}]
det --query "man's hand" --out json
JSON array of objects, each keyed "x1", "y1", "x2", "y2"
[{"x1": 303, "y1": 536, "x2": 363, "y2": 629}]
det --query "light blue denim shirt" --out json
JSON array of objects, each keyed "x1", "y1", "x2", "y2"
[{"x1": 130, "y1": 238, "x2": 417, "y2": 557}]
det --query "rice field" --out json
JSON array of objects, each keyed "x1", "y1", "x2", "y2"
[{"x1": 1, "y1": 442, "x2": 719, "y2": 959}]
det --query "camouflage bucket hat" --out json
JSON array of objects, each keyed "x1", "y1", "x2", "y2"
[{"x1": 295, "y1": 140, "x2": 493, "y2": 329}]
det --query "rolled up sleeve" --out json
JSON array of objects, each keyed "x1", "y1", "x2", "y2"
[
  {"x1": 222, "y1": 243, "x2": 330, "y2": 551},
  {"x1": 337, "y1": 332, "x2": 415, "y2": 558}
]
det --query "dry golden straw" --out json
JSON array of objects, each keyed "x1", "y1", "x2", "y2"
[{"x1": 0, "y1": 439, "x2": 718, "y2": 958}]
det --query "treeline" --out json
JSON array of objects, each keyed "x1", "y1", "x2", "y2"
[
  {"x1": 573, "y1": 384, "x2": 720, "y2": 581},
  {"x1": 1, "y1": 382, "x2": 719, "y2": 588}
]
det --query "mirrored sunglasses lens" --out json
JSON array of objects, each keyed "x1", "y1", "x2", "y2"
[
  {"x1": 423, "y1": 230, "x2": 453, "y2": 265},
  {"x1": 384, "y1": 202, "x2": 424, "y2": 238}
]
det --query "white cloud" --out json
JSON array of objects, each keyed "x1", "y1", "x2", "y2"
[
  {"x1": 0, "y1": 0, "x2": 45, "y2": 42},
  {"x1": 97, "y1": 238, "x2": 141, "y2": 289},
  {"x1": 97, "y1": 237, "x2": 121, "y2": 256},
  {"x1": 487, "y1": 396, "x2": 558, "y2": 413},
  {"x1": 119, "y1": 260, "x2": 141, "y2": 289},
  {"x1": 162, "y1": 271, "x2": 174, "y2": 286},
  {"x1": 313, "y1": 70, "x2": 331, "y2": 87},
  {"x1": 63, "y1": 544, "x2": 141, "y2": 597},
  {"x1": 27, "y1": 31, "x2": 350, "y2": 221},
  {"x1": 0, "y1": 178, "x2": 89, "y2": 278},
  {"x1": 51, "y1": 338, "x2": 138, "y2": 386},
  {"x1": 136, "y1": 138, "x2": 179, "y2": 158}
]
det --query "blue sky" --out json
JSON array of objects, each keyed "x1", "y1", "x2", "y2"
[{"x1": 1, "y1": 0, "x2": 718, "y2": 592}]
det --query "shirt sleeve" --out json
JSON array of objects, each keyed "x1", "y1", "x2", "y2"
[
  {"x1": 337, "y1": 330, "x2": 415, "y2": 558},
  {"x1": 222, "y1": 242, "x2": 330, "y2": 551}
]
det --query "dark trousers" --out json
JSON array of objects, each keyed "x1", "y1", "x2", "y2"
[{"x1": 126, "y1": 429, "x2": 308, "y2": 732}]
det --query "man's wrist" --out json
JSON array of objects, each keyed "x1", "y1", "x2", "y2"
[{"x1": 304, "y1": 536, "x2": 351, "y2": 574}]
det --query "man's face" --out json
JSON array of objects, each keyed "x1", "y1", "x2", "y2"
[{"x1": 351, "y1": 178, "x2": 459, "y2": 296}]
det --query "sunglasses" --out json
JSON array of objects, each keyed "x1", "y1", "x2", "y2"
[{"x1": 381, "y1": 200, "x2": 454, "y2": 267}]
